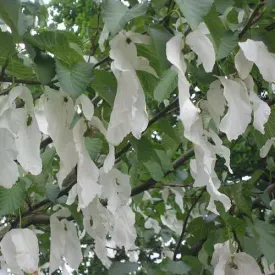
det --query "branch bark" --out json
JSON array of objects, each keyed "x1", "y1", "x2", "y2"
[
  {"x1": 173, "y1": 188, "x2": 205, "y2": 261},
  {"x1": 239, "y1": 0, "x2": 265, "y2": 38}
]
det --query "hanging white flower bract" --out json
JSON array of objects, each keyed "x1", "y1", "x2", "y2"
[
  {"x1": 211, "y1": 241, "x2": 262, "y2": 275},
  {"x1": 0, "y1": 228, "x2": 39, "y2": 275},
  {"x1": 107, "y1": 31, "x2": 156, "y2": 146},
  {"x1": 239, "y1": 39, "x2": 275, "y2": 82},
  {"x1": 244, "y1": 75, "x2": 271, "y2": 134},
  {"x1": 166, "y1": 35, "x2": 231, "y2": 214},
  {"x1": 219, "y1": 77, "x2": 252, "y2": 141},
  {"x1": 49, "y1": 209, "x2": 83, "y2": 274},
  {"x1": 82, "y1": 168, "x2": 137, "y2": 268},
  {"x1": 186, "y1": 24, "x2": 216, "y2": 73},
  {"x1": 43, "y1": 88, "x2": 77, "y2": 188},
  {"x1": 72, "y1": 118, "x2": 101, "y2": 209}
]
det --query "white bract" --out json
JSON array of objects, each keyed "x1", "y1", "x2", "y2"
[
  {"x1": 211, "y1": 241, "x2": 262, "y2": 275},
  {"x1": 186, "y1": 25, "x2": 215, "y2": 72},
  {"x1": 260, "y1": 138, "x2": 275, "y2": 158},
  {"x1": 219, "y1": 77, "x2": 252, "y2": 141},
  {"x1": 206, "y1": 80, "x2": 226, "y2": 127},
  {"x1": 239, "y1": 39, "x2": 275, "y2": 82},
  {"x1": 244, "y1": 75, "x2": 271, "y2": 134},
  {"x1": 44, "y1": 88, "x2": 77, "y2": 187},
  {"x1": 166, "y1": 35, "x2": 231, "y2": 214},
  {"x1": 72, "y1": 118, "x2": 101, "y2": 209},
  {"x1": 234, "y1": 49, "x2": 253, "y2": 79},
  {"x1": 0, "y1": 228, "x2": 39, "y2": 275},
  {"x1": 50, "y1": 210, "x2": 82, "y2": 274},
  {"x1": 107, "y1": 31, "x2": 154, "y2": 145}
]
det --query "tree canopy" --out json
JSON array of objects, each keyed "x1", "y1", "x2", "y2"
[{"x1": 0, "y1": 0, "x2": 275, "y2": 274}]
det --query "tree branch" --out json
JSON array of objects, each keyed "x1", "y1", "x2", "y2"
[
  {"x1": 239, "y1": 0, "x2": 265, "y2": 38},
  {"x1": 173, "y1": 188, "x2": 205, "y2": 261},
  {"x1": 0, "y1": 76, "x2": 59, "y2": 87},
  {"x1": 265, "y1": 22, "x2": 275, "y2": 31},
  {"x1": 131, "y1": 148, "x2": 194, "y2": 196}
]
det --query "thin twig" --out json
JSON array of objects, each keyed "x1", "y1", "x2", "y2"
[
  {"x1": 239, "y1": 0, "x2": 265, "y2": 38},
  {"x1": 93, "y1": 56, "x2": 110, "y2": 69},
  {"x1": 173, "y1": 188, "x2": 206, "y2": 261},
  {"x1": 0, "y1": 58, "x2": 9, "y2": 81}
]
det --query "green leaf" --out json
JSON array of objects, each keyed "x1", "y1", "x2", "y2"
[
  {"x1": 161, "y1": 259, "x2": 190, "y2": 274},
  {"x1": 6, "y1": 56, "x2": 34, "y2": 79},
  {"x1": 204, "y1": 5, "x2": 226, "y2": 50},
  {"x1": 136, "y1": 71, "x2": 158, "y2": 98},
  {"x1": 175, "y1": 0, "x2": 214, "y2": 30},
  {"x1": 46, "y1": 183, "x2": 60, "y2": 203},
  {"x1": 90, "y1": 70, "x2": 117, "y2": 106},
  {"x1": 214, "y1": 0, "x2": 234, "y2": 13},
  {"x1": 148, "y1": 25, "x2": 172, "y2": 72},
  {"x1": 187, "y1": 217, "x2": 209, "y2": 246},
  {"x1": 70, "y1": 111, "x2": 82, "y2": 129},
  {"x1": 108, "y1": 262, "x2": 139, "y2": 275},
  {"x1": 85, "y1": 137, "x2": 103, "y2": 161},
  {"x1": 24, "y1": 30, "x2": 83, "y2": 66},
  {"x1": 56, "y1": 60, "x2": 94, "y2": 99},
  {"x1": 0, "y1": 31, "x2": 16, "y2": 62},
  {"x1": 34, "y1": 53, "x2": 56, "y2": 85},
  {"x1": 156, "y1": 150, "x2": 173, "y2": 173},
  {"x1": 102, "y1": 0, "x2": 147, "y2": 37},
  {"x1": 131, "y1": 136, "x2": 164, "y2": 181},
  {"x1": 255, "y1": 219, "x2": 275, "y2": 264},
  {"x1": 154, "y1": 68, "x2": 177, "y2": 103},
  {"x1": 0, "y1": 0, "x2": 26, "y2": 37},
  {"x1": 230, "y1": 182, "x2": 251, "y2": 217},
  {"x1": 0, "y1": 182, "x2": 26, "y2": 216},
  {"x1": 216, "y1": 31, "x2": 238, "y2": 60}
]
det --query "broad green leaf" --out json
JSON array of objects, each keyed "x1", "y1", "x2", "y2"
[
  {"x1": 175, "y1": 0, "x2": 214, "y2": 30},
  {"x1": 243, "y1": 236, "x2": 262, "y2": 259},
  {"x1": 6, "y1": 56, "x2": 34, "y2": 79},
  {"x1": 137, "y1": 44, "x2": 160, "y2": 74},
  {"x1": 90, "y1": 70, "x2": 117, "y2": 106},
  {"x1": 46, "y1": 183, "x2": 60, "y2": 203},
  {"x1": 85, "y1": 137, "x2": 103, "y2": 161},
  {"x1": 102, "y1": 0, "x2": 147, "y2": 36},
  {"x1": 148, "y1": 25, "x2": 172, "y2": 72},
  {"x1": 34, "y1": 53, "x2": 55, "y2": 85},
  {"x1": 56, "y1": 60, "x2": 94, "y2": 99},
  {"x1": 216, "y1": 31, "x2": 238, "y2": 60},
  {"x1": 214, "y1": 0, "x2": 234, "y2": 13},
  {"x1": 0, "y1": 32, "x2": 32, "y2": 79},
  {"x1": 0, "y1": 182, "x2": 26, "y2": 216},
  {"x1": 0, "y1": 0, "x2": 26, "y2": 37},
  {"x1": 204, "y1": 5, "x2": 226, "y2": 50},
  {"x1": 136, "y1": 71, "x2": 158, "y2": 98},
  {"x1": 24, "y1": 31, "x2": 83, "y2": 66},
  {"x1": 108, "y1": 262, "x2": 139, "y2": 275},
  {"x1": 131, "y1": 136, "x2": 164, "y2": 181},
  {"x1": 229, "y1": 182, "x2": 251, "y2": 216},
  {"x1": 154, "y1": 68, "x2": 177, "y2": 103},
  {"x1": 0, "y1": 31, "x2": 16, "y2": 62},
  {"x1": 156, "y1": 150, "x2": 173, "y2": 173},
  {"x1": 187, "y1": 217, "x2": 209, "y2": 246},
  {"x1": 70, "y1": 111, "x2": 82, "y2": 129},
  {"x1": 160, "y1": 259, "x2": 190, "y2": 274},
  {"x1": 255, "y1": 219, "x2": 275, "y2": 264}
]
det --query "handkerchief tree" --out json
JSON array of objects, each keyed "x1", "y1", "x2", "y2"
[{"x1": 0, "y1": 0, "x2": 275, "y2": 274}]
